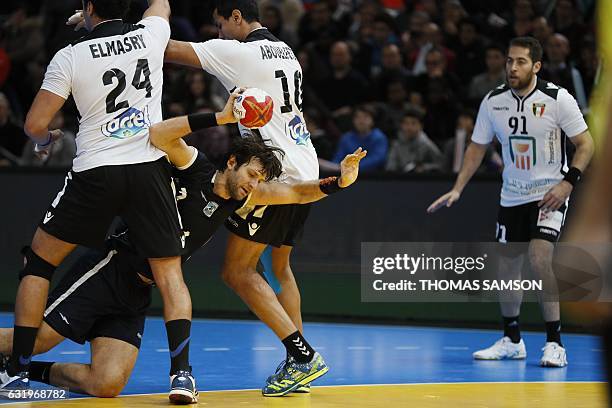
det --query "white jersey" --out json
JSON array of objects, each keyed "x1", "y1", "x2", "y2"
[
  {"x1": 190, "y1": 28, "x2": 319, "y2": 183},
  {"x1": 41, "y1": 17, "x2": 170, "y2": 172},
  {"x1": 472, "y1": 78, "x2": 588, "y2": 207}
]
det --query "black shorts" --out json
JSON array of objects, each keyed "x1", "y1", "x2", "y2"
[
  {"x1": 43, "y1": 249, "x2": 151, "y2": 349},
  {"x1": 225, "y1": 204, "x2": 311, "y2": 247},
  {"x1": 495, "y1": 201, "x2": 568, "y2": 243},
  {"x1": 39, "y1": 158, "x2": 182, "y2": 258}
]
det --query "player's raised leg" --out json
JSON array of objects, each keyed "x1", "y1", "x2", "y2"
[{"x1": 221, "y1": 234, "x2": 328, "y2": 397}]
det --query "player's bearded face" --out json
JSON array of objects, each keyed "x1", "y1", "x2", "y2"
[
  {"x1": 227, "y1": 159, "x2": 265, "y2": 200},
  {"x1": 506, "y1": 46, "x2": 540, "y2": 91}
]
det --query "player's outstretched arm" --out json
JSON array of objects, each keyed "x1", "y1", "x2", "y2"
[
  {"x1": 143, "y1": 0, "x2": 171, "y2": 20},
  {"x1": 248, "y1": 148, "x2": 367, "y2": 206},
  {"x1": 165, "y1": 40, "x2": 202, "y2": 68},
  {"x1": 427, "y1": 141, "x2": 488, "y2": 213},
  {"x1": 149, "y1": 90, "x2": 241, "y2": 167}
]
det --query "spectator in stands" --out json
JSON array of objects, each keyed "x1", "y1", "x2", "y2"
[
  {"x1": 454, "y1": 17, "x2": 486, "y2": 84},
  {"x1": 259, "y1": 0, "x2": 304, "y2": 33},
  {"x1": 468, "y1": 44, "x2": 506, "y2": 105},
  {"x1": 304, "y1": 108, "x2": 337, "y2": 161},
  {"x1": 410, "y1": 22, "x2": 456, "y2": 76},
  {"x1": 332, "y1": 105, "x2": 388, "y2": 172},
  {"x1": 576, "y1": 37, "x2": 598, "y2": 99},
  {"x1": 0, "y1": 92, "x2": 27, "y2": 166},
  {"x1": 552, "y1": 0, "x2": 587, "y2": 60},
  {"x1": 442, "y1": 109, "x2": 503, "y2": 174},
  {"x1": 441, "y1": 0, "x2": 468, "y2": 49},
  {"x1": 370, "y1": 43, "x2": 412, "y2": 101},
  {"x1": 315, "y1": 41, "x2": 368, "y2": 129},
  {"x1": 532, "y1": 16, "x2": 554, "y2": 47},
  {"x1": 386, "y1": 109, "x2": 442, "y2": 173},
  {"x1": 261, "y1": 4, "x2": 298, "y2": 49},
  {"x1": 21, "y1": 110, "x2": 75, "y2": 167},
  {"x1": 541, "y1": 33, "x2": 588, "y2": 112}
]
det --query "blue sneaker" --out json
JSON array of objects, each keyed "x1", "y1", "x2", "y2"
[
  {"x1": 0, "y1": 355, "x2": 29, "y2": 396},
  {"x1": 169, "y1": 369, "x2": 198, "y2": 404},
  {"x1": 267, "y1": 359, "x2": 311, "y2": 394},
  {"x1": 262, "y1": 352, "x2": 328, "y2": 397}
]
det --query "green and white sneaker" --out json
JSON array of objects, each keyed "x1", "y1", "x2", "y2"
[
  {"x1": 262, "y1": 353, "x2": 328, "y2": 397},
  {"x1": 266, "y1": 359, "x2": 312, "y2": 393}
]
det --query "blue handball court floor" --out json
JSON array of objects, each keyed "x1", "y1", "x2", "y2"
[{"x1": 0, "y1": 313, "x2": 604, "y2": 399}]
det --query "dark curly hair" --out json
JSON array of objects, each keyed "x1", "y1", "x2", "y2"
[
  {"x1": 84, "y1": 0, "x2": 131, "y2": 20},
  {"x1": 223, "y1": 136, "x2": 284, "y2": 181},
  {"x1": 214, "y1": 0, "x2": 260, "y2": 23}
]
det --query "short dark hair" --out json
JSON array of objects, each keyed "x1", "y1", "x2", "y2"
[
  {"x1": 354, "y1": 104, "x2": 376, "y2": 120},
  {"x1": 403, "y1": 108, "x2": 424, "y2": 123},
  {"x1": 223, "y1": 136, "x2": 284, "y2": 181},
  {"x1": 509, "y1": 36, "x2": 543, "y2": 63},
  {"x1": 486, "y1": 43, "x2": 506, "y2": 55},
  {"x1": 85, "y1": 0, "x2": 130, "y2": 20},
  {"x1": 215, "y1": 0, "x2": 260, "y2": 23}
]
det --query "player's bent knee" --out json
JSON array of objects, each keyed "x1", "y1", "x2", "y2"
[
  {"x1": 89, "y1": 373, "x2": 128, "y2": 398},
  {"x1": 19, "y1": 247, "x2": 56, "y2": 281}
]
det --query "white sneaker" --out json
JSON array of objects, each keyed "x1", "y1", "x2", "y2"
[
  {"x1": 540, "y1": 342, "x2": 568, "y2": 367},
  {"x1": 473, "y1": 337, "x2": 527, "y2": 360}
]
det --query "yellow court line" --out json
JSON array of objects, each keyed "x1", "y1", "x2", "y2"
[{"x1": 6, "y1": 382, "x2": 608, "y2": 408}]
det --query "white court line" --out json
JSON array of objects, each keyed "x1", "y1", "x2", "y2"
[
  {"x1": 347, "y1": 346, "x2": 373, "y2": 350},
  {"x1": 395, "y1": 346, "x2": 421, "y2": 350},
  {"x1": 156, "y1": 348, "x2": 169, "y2": 352},
  {"x1": 252, "y1": 347, "x2": 277, "y2": 351},
  {"x1": 443, "y1": 346, "x2": 469, "y2": 350},
  {"x1": 204, "y1": 347, "x2": 230, "y2": 351},
  {"x1": 59, "y1": 351, "x2": 86, "y2": 355}
]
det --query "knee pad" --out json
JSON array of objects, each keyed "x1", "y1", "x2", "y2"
[{"x1": 19, "y1": 247, "x2": 56, "y2": 281}]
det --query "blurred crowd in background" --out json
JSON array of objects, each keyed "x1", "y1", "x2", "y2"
[{"x1": 0, "y1": 0, "x2": 598, "y2": 174}]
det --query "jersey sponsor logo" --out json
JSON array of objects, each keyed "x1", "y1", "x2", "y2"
[
  {"x1": 493, "y1": 106, "x2": 510, "y2": 111},
  {"x1": 203, "y1": 201, "x2": 219, "y2": 217},
  {"x1": 226, "y1": 216, "x2": 239, "y2": 228},
  {"x1": 532, "y1": 103, "x2": 546, "y2": 117},
  {"x1": 59, "y1": 312, "x2": 70, "y2": 325},
  {"x1": 286, "y1": 115, "x2": 311, "y2": 146},
  {"x1": 248, "y1": 222, "x2": 261, "y2": 236},
  {"x1": 537, "y1": 208, "x2": 563, "y2": 231},
  {"x1": 101, "y1": 106, "x2": 151, "y2": 139},
  {"x1": 43, "y1": 211, "x2": 54, "y2": 224},
  {"x1": 509, "y1": 136, "x2": 537, "y2": 170}
]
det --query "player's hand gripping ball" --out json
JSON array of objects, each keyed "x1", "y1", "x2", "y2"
[{"x1": 232, "y1": 88, "x2": 274, "y2": 129}]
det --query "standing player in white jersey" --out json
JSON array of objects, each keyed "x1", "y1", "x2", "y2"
[
  {"x1": 165, "y1": 0, "x2": 327, "y2": 397},
  {"x1": 428, "y1": 37, "x2": 594, "y2": 367},
  {"x1": 2, "y1": 1, "x2": 198, "y2": 403}
]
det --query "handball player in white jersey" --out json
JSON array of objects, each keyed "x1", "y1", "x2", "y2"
[
  {"x1": 165, "y1": 0, "x2": 330, "y2": 397},
  {"x1": 2, "y1": 1, "x2": 198, "y2": 403},
  {"x1": 428, "y1": 37, "x2": 594, "y2": 367}
]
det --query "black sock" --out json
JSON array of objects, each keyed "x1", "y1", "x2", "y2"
[
  {"x1": 9, "y1": 326, "x2": 38, "y2": 376},
  {"x1": 29, "y1": 361, "x2": 54, "y2": 384},
  {"x1": 503, "y1": 316, "x2": 521, "y2": 343},
  {"x1": 282, "y1": 331, "x2": 315, "y2": 363},
  {"x1": 166, "y1": 319, "x2": 191, "y2": 375},
  {"x1": 545, "y1": 320, "x2": 562, "y2": 346}
]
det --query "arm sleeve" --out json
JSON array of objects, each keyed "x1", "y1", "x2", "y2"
[
  {"x1": 471, "y1": 96, "x2": 495, "y2": 145},
  {"x1": 189, "y1": 40, "x2": 243, "y2": 89},
  {"x1": 40, "y1": 47, "x2": 73, "y2": 99},
  {"x1": 139, "y1": 16, "x2": 171, "y2": 49},
  {"x1": 558, "y1": 88, "x2": 588, "y2": 137}
]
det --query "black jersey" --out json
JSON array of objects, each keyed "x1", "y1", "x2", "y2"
[{"x1": 108, "y1": 148, "x2": 246, "y2": 280}]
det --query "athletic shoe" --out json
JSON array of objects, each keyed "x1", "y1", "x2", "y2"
[
  {"x1": 540, "y1": 342, "x2": 568, "y2": 367},
  {"x1": 0, "y1": 355, "x2": 29, "y2": 396},
  {"x1": 169, "y1": 369, "x2": 198, "y2": 404},
  {"x1": 473, "y1": 336, "x2": 527, "y2": 360},
  {"x1": 267, "y1": 358, "x2": 312, "y2": 394},
  {"x1": 262, "y1": 352, "x2": 328, "y2": 397}
]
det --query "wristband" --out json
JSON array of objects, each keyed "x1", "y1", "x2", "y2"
[
  {"x1": 37, "y1": 133, "x2": 52, "y2": 148},
  {"x1": 187, "y1": 112, "x2": 217, "y2": 131},
  {"x1": 319, "y1": 177, "x2": 343, "y2": 195},
  {"x1": 563, "y1": 166, "x2": 582, "y2": 187}
]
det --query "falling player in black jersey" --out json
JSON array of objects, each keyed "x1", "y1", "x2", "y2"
[{"x1": 0, "y1": 90, "x2": 365, "y2": 399}]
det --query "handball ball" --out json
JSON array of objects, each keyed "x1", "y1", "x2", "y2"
[{"x1": 233, "y1": 88, "x2": 274, "y2": 129}]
